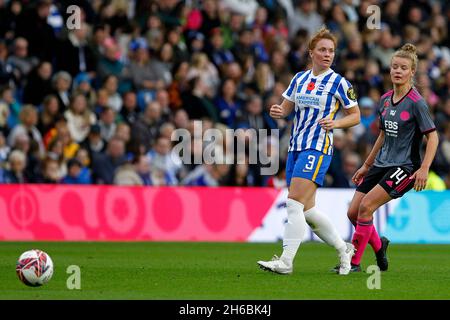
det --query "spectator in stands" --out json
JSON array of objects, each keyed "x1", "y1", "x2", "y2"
[
  {"x1": 64, "y1": 94, "x2": 97, "y2": 143},
  {"x1": 96, "y1": 42, "x2": 125, "y2": 84},
  {"x1": 62, "y1": 157, "x2": 91, "y2": 184},
  {"x1": 120, "y1": 91, "x2": 139, "y2": 125},
  {"x1": 168, "y1": 61, "x2": 190, "y2": 110},
  {"x1": 40, "y1": 156, "x2": 61, "y2": 183},
  {"x1": 187, "y1": 52, "x2": 220, "y2": 99},
  {"x1": 80, "y1": 124, "x2": 106, "y2": 158},
  {"x1": 74, "y1": 147, "x2": 91, "y2": 176},
  {"x1": 155, "y1": 89, "x2": 172, "y2": 122},
  {"x1": 88, "y1": 24, "x2": 108, "y2": 64},
  {"x1": 130, "y1": 154, "x2": 152, "y2": 186},
  {"x1": 131, "y1": 101, "x2": 164, "y2": 152},
  {"x1": 93, "y1": 88, "x2": 109, "y2": 116},
  {"x1": 270, "y1": 49, "x2": 291, "y2": 82},
  {"x1": 0, "y1": 131, "x2": 10, "y2": 163},
  {"x1": 0, "y1": 40, "x2": 11, "y2": 87},
  {"x1": 37, "y1": 94, "x2": 60, "y2": 137},
  {"x1": 22, "y1": 61, "x2": 53, "y2": 106},
  {"x1": 54, "y1": 123, "x2": 80, "y2": 161},
  {"x1": 235, "y1": 95, "x2": 270, "y2": 130},
  {"x1": 226, "y1": 161, "x2": 252, "y2": 186},
  {"x1": 182, "y1": 159, "x2": 230, "y2": 187},
  {"x1": 181, "y1": 76, "x2": 219, "y2": 122},
  {"x1": 286, "y1": 0, "x2": 323, "y2": 38},
  {"x1": 0, "y1": 0, "x2": 22, "y2": 41},
  {"x1": 370, "y1": 26, "x2": 396, "y2": 71},
  {"x1": 3, "y1": 149, "x2": 27, "y2": 183},
  {"x1": 199, "y1": 0, "x2": 221, "y2": 38},
  {"x1": 91, "y1": 136, "x2": 127, "y2": 184},
  {"x1": 214, "y1": 78, "x2": 242, "y2": 127},
  {"x1": 159, "y1": 122, "x2": 175, "y2": 141},
  {"x1": 1, "y1": 86, "x2": 20, "y2": 132},
  {"x1": 72, "y1": 72, "x2": 96, "y2": 108},
  {"x1": 113, "y1": 157, "x2": 144, "y2": 186},
  {"x1": 7, "y1": 104, "x2": 45, "y2": 157},
  {"x1": 350, "y1": 96, "x2": 377, "y2": 140},
  {"x1": 15, "y1": 0, "x2": 55, "y2": 62},
  {"x1": 6, "y1": 37, "x2": 39, "y2": 88},
  {"x1": 186, "y1": 30, "x2": 206, "y2": 54},
  {"x1": 98, "y1": 107, "x2": 117, "y2": 142},
  {"x1": 157, "y1": 42, "x2": 175, "y2": 81},
  {"x1": 115, "y1": 121, "x2": 130, "y2": 143},
  {"x1": 342, "y1": 152, "x2": 361, "y2": 188},
  {"x1": 207, "y1": 27, "x2": 236, "y2": 71},
  {"x1": 128, "y1": 38, "x2": 168, "y2": 91},
  {"x1": 146, "y1": 135, "x2": 182, "y2": 185},
  {"x1": 144, "y1": 14, "x2": 164, "y2": 53},
  {"x1": 52, "y1": 71, "x2": 72, "y2": 111},
  {"x1": 253, "y1": 62, "x2": 275, "y2": 98},
  {"x1": 56, "y1": 22, "x2": 96, "y2": 77},
  {"x1": 102, "y1": 74, "x2": 122, "y2": 113}
]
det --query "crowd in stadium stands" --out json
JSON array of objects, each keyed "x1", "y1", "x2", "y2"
[{"x1": 0, "y1": 0, "x2": 448, "y2": 189}]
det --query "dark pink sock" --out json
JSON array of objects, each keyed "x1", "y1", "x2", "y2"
[
  {"x1": 351, "y1": 219, "x2": 373, "y2": 265},
  {"x1": 350, "y1": 218, "x2": 381, "y2": 253},
  {"x1": 370, "y1": 226, "x2": 382, "y2": 253}
]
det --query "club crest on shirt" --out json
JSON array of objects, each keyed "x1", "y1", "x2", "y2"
[{"x1": 347, "y1": 87, "x2": 357, "y2": 101}]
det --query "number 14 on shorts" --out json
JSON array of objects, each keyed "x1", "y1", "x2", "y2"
[{"x1": 389, "y1": 167, "x2": 408, "y2": 185}]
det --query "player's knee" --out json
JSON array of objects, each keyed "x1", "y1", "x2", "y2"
[
  {"x1": 358, "y1": 200, "x2": 375, "y2": 219},
  {"x1": 347, "y1": 210, "x2": 358, "y2": 225},
  {"x1": 287, "y1": 190, "x2": 306, "y2": 205},
  {"x1": 287, "y1": 195, "x2": 306, "y2": 208}
]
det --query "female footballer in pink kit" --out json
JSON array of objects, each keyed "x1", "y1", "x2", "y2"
[
  {"x1": 345, "y1": 44, "x2": 439, "y2": 272},
  {"x1": 257, "y1": 28, "x2": 360, "y2": 275}
]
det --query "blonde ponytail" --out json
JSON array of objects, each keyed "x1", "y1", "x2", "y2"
[{"x1": 392, "y1": 43, "x2": 418, "y2": 72}]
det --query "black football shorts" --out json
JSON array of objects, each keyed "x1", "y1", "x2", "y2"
[{"x1": 356, "y1": 166, "x2": 416, "y2": 199}]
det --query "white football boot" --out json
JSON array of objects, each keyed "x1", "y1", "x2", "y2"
[
  {"x1": 257, "y1": 255, "x2": 293, "y2": 275},
  {"x1": 338, "y1": 243, "x2": 356, "y2": 275}
]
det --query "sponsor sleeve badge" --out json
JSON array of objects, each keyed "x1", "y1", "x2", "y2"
[{"x1": 347, "y1": 87, "x2": 357, "y2": 101}]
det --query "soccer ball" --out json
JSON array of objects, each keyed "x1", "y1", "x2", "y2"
[{"x1": 16, "y1": 249, "x2": 54, "y2": 287}]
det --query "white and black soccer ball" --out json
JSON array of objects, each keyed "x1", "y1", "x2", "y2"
[{"x1": 16, "y1": 249, "x2": 54, "y2": 287}]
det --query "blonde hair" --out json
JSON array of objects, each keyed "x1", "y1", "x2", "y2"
[
  {"x1": 308, "y1": 27, "x2": 337, "y2": 51},
  {"x1": 392, "y1": 43, "x2": 418, "y2": 72},
  {"x1": 19, "y1": 104, "x2": 37, "y2": 123}
]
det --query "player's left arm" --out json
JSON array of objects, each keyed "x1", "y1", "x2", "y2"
[
  {"x1": 331, "y1": 106, "x2": 361, "y2": 129},
  {"x1": 409, "y1": 99, "x2": 439, "y2": 192},
  {"x1": 410, "y1": 130, "x2": 439, "y2": 192},
  {"x1": 319, "y1": 80, "x2": 360, "y2": 130}
]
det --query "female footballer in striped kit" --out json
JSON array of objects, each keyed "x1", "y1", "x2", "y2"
[
  {"x1": 258, "y1": 27, "x2": 361, "y2": 275},
  {"x1": 344, "y1": 44, "x2": 439, "y2": 272}
]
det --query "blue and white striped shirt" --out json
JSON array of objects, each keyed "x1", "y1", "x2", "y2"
[{"x1": 282, "y1": 68, "x2": 357, "y2": 155}]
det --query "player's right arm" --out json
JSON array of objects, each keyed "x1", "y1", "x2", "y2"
[
  {"x1": 269, "y1": 99, "x2": 294, "y2": 119},
  {"x1": 352, "y1": 130, "x2": 385, "y2": 185}
]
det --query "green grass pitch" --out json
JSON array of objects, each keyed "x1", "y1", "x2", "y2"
[{"x1": 1, "y1": 242, "x2": 449, "y2": 300}]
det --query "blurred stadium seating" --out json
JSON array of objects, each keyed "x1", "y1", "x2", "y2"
[{"x1": 0, "y1": 0, "x2": 448, "y2": 189}]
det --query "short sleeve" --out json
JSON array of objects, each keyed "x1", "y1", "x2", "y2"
[
  {"x1": 414, "y1": 99, "x2": 436, "y2": 133},
  {"x1": 378, "y1": 101, "x2": 385, "y2": 131},
  {"x1": 282, "y1": 72, "x2": 301, "y2": 102},
  {"x1": 335, "y1": 78, "x2": 358, "y2": 109}
]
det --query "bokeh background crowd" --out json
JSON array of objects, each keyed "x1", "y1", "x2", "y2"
[{"x1": 0, "y1": 0, "x2": 448, "y2": 189}]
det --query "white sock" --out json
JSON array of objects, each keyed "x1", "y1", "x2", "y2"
[
  {"x1": 280, "y1": 198, "x2": 306, "y2": 266},
  {"x1": 304, "y1": 206, "x2": 347, "y2": 255}
]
